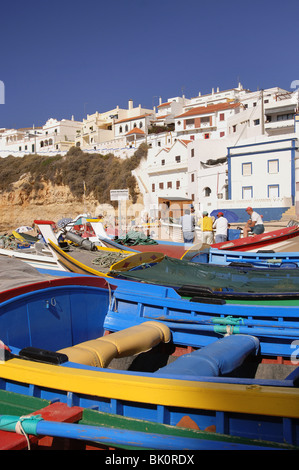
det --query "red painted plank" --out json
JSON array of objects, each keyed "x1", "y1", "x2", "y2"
[{"x1": 0, "y1": 402, "x2": 83, "y2": 450}]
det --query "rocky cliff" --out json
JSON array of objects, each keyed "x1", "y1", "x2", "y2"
[
  {"x1": 0, "y1": 145, "x2": 147, "y2": 233},
  {"x1": 0, "y1": 179, "x2": 103, "y2": 233}
]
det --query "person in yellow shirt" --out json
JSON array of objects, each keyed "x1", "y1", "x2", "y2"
[{"x1": 199, "y1": 211, "x2": 214, "y2": 244}]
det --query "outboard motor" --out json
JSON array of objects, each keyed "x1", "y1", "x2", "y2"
[{"x1": 64, "y1": 231, "x2": 96, "y2": 251}]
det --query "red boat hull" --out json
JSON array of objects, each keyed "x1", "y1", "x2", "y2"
[{"x1": 212, "y1": 226, "x2": 299, "y2": 252}]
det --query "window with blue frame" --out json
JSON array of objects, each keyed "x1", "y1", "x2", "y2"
[
  {"x1": 242, "y1": 162, "x2": 252, "y2": 176},
  {"x1": 242, "y1": 186, "x2": 253, "y2": 199},
  {"x1": 268, "y1": 184, "x2": 279, "y2": 198},
  {"x1": 267, "y1": 159, "x2": 279, "y2": 174}
]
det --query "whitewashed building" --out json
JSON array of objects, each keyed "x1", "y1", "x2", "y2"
[
  {"x1": 77, "y1": 100, "x2": 155, "y2": 157},
  {"x1": 0, "y1": 118, "x2": 82, "y2": 157},
  {"x1": 137, "y1": 85, "x2": 299, "y2": 222}
]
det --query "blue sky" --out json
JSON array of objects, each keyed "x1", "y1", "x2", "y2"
[{"x1": 0, "y1": 0, "x2": 298, "y2": 129}]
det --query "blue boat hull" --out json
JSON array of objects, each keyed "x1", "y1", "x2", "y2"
[{"x1": 0, "y1": 258, "x2": 298, "y2": 449}]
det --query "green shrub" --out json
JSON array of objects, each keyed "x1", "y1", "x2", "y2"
[{"x1": 0, "y1": 144, "x2": 148, "y2": 203}]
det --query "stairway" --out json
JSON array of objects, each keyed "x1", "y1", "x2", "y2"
[{"x1": 280, "y1": 206, "x2": 298, "y2": 222}]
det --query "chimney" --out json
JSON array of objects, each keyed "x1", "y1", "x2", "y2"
[
  {"x1": 128, "y1": 99, "x2": 133, "y2": 110},
  {"x1": 159, "y1": 97, "x2": 162, "y2": 105}
]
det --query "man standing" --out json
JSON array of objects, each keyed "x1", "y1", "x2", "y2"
[
  {"x1": 180, "y1": 208, "x2": 195, "y2": 244},
  {"x1": 213, "y1": 212, "x2": 228, "y2": 243},
  {"x1": 243, "y1": 207, "x2": 264, "y2": 237},
  {"x1": 199, "y1": 211, "x2": 214, "y2": 244}
]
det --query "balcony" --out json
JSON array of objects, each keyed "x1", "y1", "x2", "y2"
[{"x1": 147, "y1": 160, "x2": 188, "y2": 175}]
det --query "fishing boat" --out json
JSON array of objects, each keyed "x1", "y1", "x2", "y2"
[
  {"x1": 0, "y1": 257, "x2": 299, "y2": 449},
  {"x1": 109, "y1": 252, "x2": 299, "y2": 295},
  {"x1": 211, "y1": 225, "x2": 299, "y2": 252},
  {"x1": 34, "y1": 219, "x2": 162, "y2": 276},
  {"x1": 0, "y1": 390, "x2": 205, "y2": 451},
  {"x1": 182, "y1": 245, "x2": 299, "y2": 267},
  {"x1": 36, "y1": 260, "x2": 299, "y2": 357},
  {"x1": 0, "y1": 390, "x2": 296, "y2": 451},
  {"x1": 0, "y1": 231, "x2": 65, "y2": 271},
  {"x1": 46, "y1": 234, "x2": 299, "y2": 300}
]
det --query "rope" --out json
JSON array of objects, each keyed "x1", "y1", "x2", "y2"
[
  {"x1": 0, "y1": 414, "x2": 42, "y2": 450},
  {"x1": 92, "y1": 251, "x2": 127, "y2": 267},
  {"x1": 15, "y1": 415, "x2": 32, "y2": 450},
  {"x1": 225, "y1": 325, "x2": 234, "y2": 336}
]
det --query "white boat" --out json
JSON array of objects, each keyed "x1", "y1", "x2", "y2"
[{"x1": 0, "y1": 237, "x2": 66, "y2": 271}]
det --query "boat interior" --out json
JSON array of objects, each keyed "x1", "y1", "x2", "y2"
[
  {"x1": 1, "y1": 257, "x2": 298, "y2": 386},
  {"x1": 3, "y1": 287, "x2": 299, "y2": 387}
]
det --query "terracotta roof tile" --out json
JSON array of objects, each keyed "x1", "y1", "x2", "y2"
[
  {"x1": 180, "y1": 139, "x2": 192, "y2": 146},
  {"x1": 126, "y1": 127, "x2": 145, "y2": 136},
  {"x1": 177, "y1": 101, "x2": 239, "y2": 118},
  {"x1": 157, "y1": 102, "x2": 171, "y2": 108}
]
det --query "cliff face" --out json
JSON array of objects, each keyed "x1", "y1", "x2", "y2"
[
  {"x1": 0, "y1": 179, "x2": 102, "y2": 233},
  {"x1": 0, "y1": 146, "x2": 147, "y2": 233}
]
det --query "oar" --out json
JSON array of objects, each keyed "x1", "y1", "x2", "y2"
[
  {"x1": 0, "y1": 414, "x2": 200, "y2": 450},
  {"x1": 0, "y1": 414, "x2": 291, "y2": 450}
]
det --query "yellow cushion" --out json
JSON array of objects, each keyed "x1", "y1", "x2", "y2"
[{"x1": 58, "y1": 321, "x2": 171, "y2": 368}]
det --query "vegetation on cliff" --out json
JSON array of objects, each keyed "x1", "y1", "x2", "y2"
[{"x1": 0, "y1": 144, "x2": 148, "y2": 204}]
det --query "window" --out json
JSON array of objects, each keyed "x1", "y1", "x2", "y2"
[
  {"x1": 233, "y1": 125, "x2": 237, "y2": 133},
  {"x1": 220, "y1": 131, "x2": 225, "y2": 137},
  {"x1": 167, "y1": 181, "x2": 172, "y2": 189},
  {"x1": 219, "y1": 113, "x2": 225, "y2": 121},
  {"x1": 204, "y1": 133, "x2": 210, "y2": 139},
  {"x1": 191, "y1": 173, "x2": 195, "y2": 182},
  {"x1": 268, "y1": 184, "x2": 279, "y2": 198},
  {"x1": 159, "y1": 182, "x2": 164, "y2": 190},
  {"x1": 139, "y1": 122, "x2": 143, "y2": 128},
  {"x1": 119, "y1": 126, "x2": 122, "y2": 133},
  {"x1": 277, "y1": 113, "x2": 294, "y2": 121},
  {"x1": 176, "y1": 180, "x2": 180, "y2": 189},
  {"x1": 242, "y1": 186, "x2": 253, "y2": 199},
  {"x1": 242, "y1": 162, "x2": 252, "y2": 176},
  {"x1": 204, "y1": 187, "x2": 211, "y2": 197},
  {"x1": 125, "y1": 125, "x2": 128, "y2": 132},
  {"x1": 268, "y1": 159, "x2": 279, "y2": 174},
  {"x1": 254, "y1": 119, "x2": 260, "y2": 126},
  {"x1": 175, "y1": 155, "x2": 181, "y2": 163},
  {"x1": 161, "y1": 159, "x2": 165, "y2": 165},
  {"x1": 191, "y1": 148, "x2": 195, "y2": 157},
  {"x1": 152, "y1": 183, "x2": 155, "y2": 192}
]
